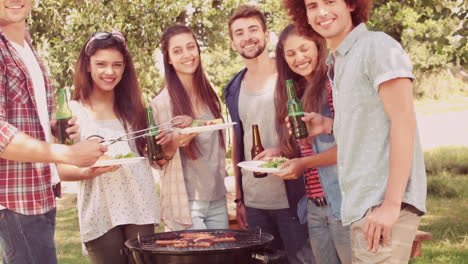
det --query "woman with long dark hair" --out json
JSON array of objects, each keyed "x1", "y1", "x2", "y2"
[
  {"x1": 151, "y1": 25, "x2": 228, "y2": 230},
  {"x1": 58, "y1": 30, "x2": 159, "y2": 264},
  {"x1": 274, "y1": 24, "x2": 351, "y2": 264}
]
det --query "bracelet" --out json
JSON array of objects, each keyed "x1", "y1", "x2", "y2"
[{"x1": 234, "y1": 198, "x2": 243, "y2": 204}]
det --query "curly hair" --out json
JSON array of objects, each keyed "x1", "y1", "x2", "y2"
[{"x1": 283, "y1": 0, "x2": 372, "y2": 37}]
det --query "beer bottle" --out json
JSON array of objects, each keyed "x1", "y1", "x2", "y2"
[
  {"x1": 55, "y1": 88, "x2": 73, "y2": 145},
  {"x1": 286, "y1": 79, "x2": 308, "y2": 139},
  {"x1": 146, "y1": 106, "x2": 165, "y2": 161},
  {"x1": 251, "y1": 124, "x2": 267, "y2": 178}
]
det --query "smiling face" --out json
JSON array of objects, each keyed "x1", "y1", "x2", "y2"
[
  {"x1": 0, "y1": 0, "x2": 31, "y2": 26},
  {"x1": 167, "y1": 32, "x2": 200, "y2": 77},
  {"x1": 304, "y1": 0, "x2": 355, "y2": 50},
  {"x1": 283, "y1": 34, "x2": 319, "y2": 78},
  {"x1": 88, "y1": 49, "x2": 125, "y2": 93},
  {"x1": 230, "y1": 17, "x2": 268, "y2": 60}
]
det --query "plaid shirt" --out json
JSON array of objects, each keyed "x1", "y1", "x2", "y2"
[{"x1": 0, "y1": 30, "x2": 55, "y2": 215}]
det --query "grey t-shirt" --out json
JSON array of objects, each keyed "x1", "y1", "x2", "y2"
[
  {"x1": 239, "y1": 76, "x2": 289, "y2": 210},
  {"x1": 180, "y1": 108, "x2": 227, "y2": 202}
]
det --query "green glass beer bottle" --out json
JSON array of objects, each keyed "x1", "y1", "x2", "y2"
[
  {"x1": 286, "y1": 79, "x2": 308, "y2": 139},
  {"x1": 55, "y1": 88, "x2": 73, "y2": 145},
  {"x1": 146, "y1": 106, "x2": 165, "y2": 161}
]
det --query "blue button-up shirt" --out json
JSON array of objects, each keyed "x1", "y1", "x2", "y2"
[
  {"x1": 328, "y1": 24, "x2": 427, "y2": 226},
  {"x1": 313, "y1": 99, "x2": 342, "y2": 220},
  {"x1": 297, "y1": 90, "x2": 342, "y2": 223}
]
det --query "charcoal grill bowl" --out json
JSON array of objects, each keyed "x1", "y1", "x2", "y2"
[{"x1": 124, "y1": 229, "x2": 274, "y2": 264}]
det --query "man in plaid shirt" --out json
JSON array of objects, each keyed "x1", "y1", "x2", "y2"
[{"x1": 0, "y1": 1, "x2": 107, "y2": 263}]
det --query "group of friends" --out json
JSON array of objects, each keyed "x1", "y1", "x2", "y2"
[{"x1": 0, "y1": 0, "x2": 427, "y2": 264}]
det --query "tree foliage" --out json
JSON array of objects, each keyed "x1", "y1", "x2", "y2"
[
  {"x1": 370, "y1": 0, "x2": 466, "y2": 72},
  {"x1": 28, "y1": 0, "x2": 288, "y2": 101},
  {"x1": 28, "y1": 0, "x2": 466, "y2": 101}
]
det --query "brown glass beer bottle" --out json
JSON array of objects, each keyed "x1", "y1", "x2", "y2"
[{"x1": 251, "y1": 124, "x2": 267, "y2": 178}]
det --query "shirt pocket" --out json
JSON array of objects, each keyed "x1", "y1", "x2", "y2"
[{"x1": 5, "y1": 66, "x2": 30, "y2": 104}]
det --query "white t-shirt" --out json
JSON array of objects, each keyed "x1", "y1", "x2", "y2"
[
  {"x1": 238, "y1": 74, "x2": 289, "y2": 209},
  {"x1": 10, "y1": 41, "x2": 60, "y2": 183},
  {"x1": 69, "y1": 101, "x2": 160, "y2": 242},
  {"x1": 0, "y1": 41, "x2": 60, "y2": 210}
]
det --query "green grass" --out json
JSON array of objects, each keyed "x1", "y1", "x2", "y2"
[
  {"x1": 55, "y1": 195, "x2": 90, "y2": 264},
  {"x1": 410, "y1": 146, "x2": 468, "y2": 263},
  {"x1": 49, "y1": 146, "x2": 467, "y2": 263},
  {"x1": 415, "y1": 97, "x2": 468, "y2": 114},
  {"x1": 410, "y1": 197, "x2": 468, "y2": 264},
  {"x1": 53, "y1": 183, "x2": 468, "y2": 264},
  {"x1": 424, "y1": 146, "x2": 468, "y2": 176}
]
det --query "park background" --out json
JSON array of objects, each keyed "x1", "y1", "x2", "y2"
[{"x1": 25, "y1": 0, "x2": 468, "y2": 263}]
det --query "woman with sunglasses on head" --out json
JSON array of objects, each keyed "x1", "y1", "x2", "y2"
[
  {"x1": 273, "y1": 24, "x2": 351, "y2": 264},
  {"x1": 57, "y1": 30, "x2": 159, "y2": 264},
  {"x1": 150, "y1": 25, "x2": 228, "y2": 231}
]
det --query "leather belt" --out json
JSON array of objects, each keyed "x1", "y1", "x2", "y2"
[{"x1": 309, "y1": 196, "x2": 327, "y2": 207}]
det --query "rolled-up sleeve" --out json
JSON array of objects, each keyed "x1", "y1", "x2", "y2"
[
  {"x1": 0, "y1": 63, "x2": 19, "y2": 153},
  {"x1": 367, "y1": 32, "x2": 415, "y2": 91}
]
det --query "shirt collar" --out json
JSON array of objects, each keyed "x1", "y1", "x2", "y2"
[
  {"x1": 326, "y1": 51, "x2": 335, "y2": 67},
  {"x1": 335, "y1": 23, "x2": 368, "y2": 57},
  {"x1": 0, "y1": 28, "x2": 32, "y2": 45}
]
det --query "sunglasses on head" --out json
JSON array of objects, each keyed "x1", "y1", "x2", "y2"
[
  {"x1": 91, "y1": 31, "x2": 125, "y2": 41},
  {"x1": 85, "y1": 31, "x2": 127, "y2": 54}
]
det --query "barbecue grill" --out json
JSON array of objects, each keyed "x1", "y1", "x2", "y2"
[{"x1": 124, "y1": 229, "x2": 275, "y2": 264}]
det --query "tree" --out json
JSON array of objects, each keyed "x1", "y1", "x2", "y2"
[
  {"x1": 370, "y1": 0, "x2": 466, "y2": 72},
  {"x1": 29, "y1": 0, "x2": 288, "y2": 101},
  {"x1": 29, "y1": 0, "x2": 465, "y2": 101}
]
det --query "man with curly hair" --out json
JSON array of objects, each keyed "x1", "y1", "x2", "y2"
[{"x1": 283, "y1": 0, "x2": 427, "y2": 263}]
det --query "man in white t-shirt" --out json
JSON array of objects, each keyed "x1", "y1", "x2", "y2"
[
  {"x1": 0, "y1": 1, "x2": 107, "y2": 263},
  {"x1": 224, "y1": 5, "x2": 314, "y2": 264}
]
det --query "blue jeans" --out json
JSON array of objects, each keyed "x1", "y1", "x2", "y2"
[
  {"x1": 245, "y1": 206, "x2": 315, "y2": 264},
  {"x1": 307, "y1": 200, "x2": 351, "y2": 264},
  {"x1": 171, "y1": 198, "x2": 229, "y2": 230},
  {"x1": 0, "y1": 209, "x2": 57, "y2": 264}
]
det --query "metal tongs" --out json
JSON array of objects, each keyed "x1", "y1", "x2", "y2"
[{"x1": 86, "y1": 116, "x2": 184, "y2": 146}]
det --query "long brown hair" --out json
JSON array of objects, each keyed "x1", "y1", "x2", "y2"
[
  {"x1": 283, "y1": 0, "x2": 372, "y2": 37},
  {"x1": 274, "y1": 24, "x2": 328, "y2": 158},
  {"x1": 161, "y1": 25, "x2": 224, "y2": 160},
  {"x1": 73, "y1": 33, "x2": 147, "y2": 155}
]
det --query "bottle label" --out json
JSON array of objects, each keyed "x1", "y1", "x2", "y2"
[
  {"x1": 147, "y1": 129, "x2": 159, "y2": 137},
  {"x1": 288, "y1": 111, "x2": 305, "y2": 116}
]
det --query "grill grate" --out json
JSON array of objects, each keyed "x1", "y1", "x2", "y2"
[{"x1": 129, "y1": 230, "x2": 273, "y2": 253}]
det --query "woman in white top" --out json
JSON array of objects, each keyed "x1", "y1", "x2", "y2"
[
  {"x1": 57, "y1": 30, "x2": 159, "y2": 264},
  {"x1": 151, "y1": 25, "x2": 228, "y2": 231}
]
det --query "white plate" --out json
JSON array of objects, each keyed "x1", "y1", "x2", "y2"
[
  {"x1": 237, "y1": 160, "x2": 283, "y2": 174},
  {"x1": 178, "y1": 122, "x2": 237, "y2": 134},
  {"x1": 91, "y1": 157, "x2": 146, "y2": 167}
]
